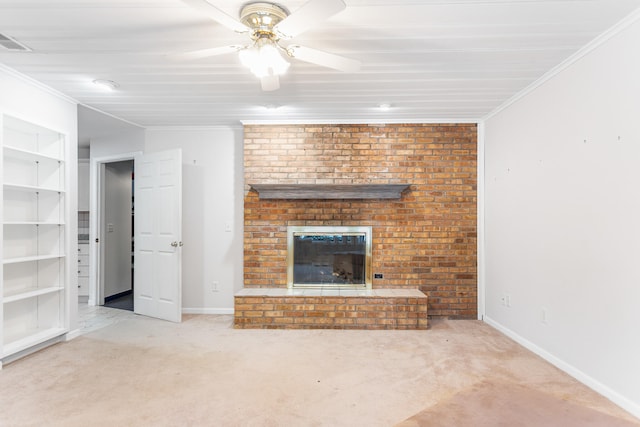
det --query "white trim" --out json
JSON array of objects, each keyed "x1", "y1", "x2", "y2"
[
  {"x1": 0, "y1": 63, "x2": 77, "y2": 105},
  {"x1": 241, "y1": 118, "x2": 481, "y2": 125},
  {"x1": 64, "y1": 329, "x2": 82, "y2": 341},
  {"x1": 145, "y1": 125, "x2": 243, "y2": 131},
  {"x1": 484, "y1": 316, "x2": 640, "y2": 419},
  {"x1": 182, "y1": 308, "x2": 234, "y2": 315},
  {"x1": 1, "y1": 335, "x2": 66, "y2": 366},
  {"x1": 476, "y1": 121, "x2": 486, "y2": 320},
  {"x1": 80, "y1": 103, "x2": 144, "y2": 130},
  {"x1": 484, "y1": 6, "x2": 640, "y2": 121}
]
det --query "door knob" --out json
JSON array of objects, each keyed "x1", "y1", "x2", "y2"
[{"x1": 171, "y1": 241, "x2": 178, "y2": 247}]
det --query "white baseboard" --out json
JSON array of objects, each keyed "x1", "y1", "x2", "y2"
[
  {"x1": 484, "y1": 316, "x2": 640, "y2": 420},
  {"x1": 182, "y1": 308, "x2": 234, "y2": 315},
  {"x1": 64, "y1": 329, "x2": 82, "y2": 341}
]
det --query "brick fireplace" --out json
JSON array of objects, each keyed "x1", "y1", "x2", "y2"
[{"x1": 237, "y1": 123, "x2": 477, "y2": 328}]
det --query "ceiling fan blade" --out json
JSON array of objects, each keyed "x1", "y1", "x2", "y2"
[
  {"x1": 180, "y1": 0, "x2": 248, "y2": 33},
  {"x1": 261, "y1": 75, "x2": 280, "y2": 91},
  {"x1": 288, "y1": 45, "x2": 361, "y2": 73},
  {"x1": 275, "y1": 0, "x2": 346, "y2": 38},
  {"x1": 168, "y1": 45, "x2": 242, "y2": 61}
]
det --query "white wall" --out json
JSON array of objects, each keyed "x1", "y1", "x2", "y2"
[
  {"x1": 484, "y1": 17, "x2": 640, "y2": 417},
  {"x1": 78, "y1": 146, "x2": 90, "y2": 159},
  {"x1": 0, "y1": 65, "x2": 79, "y2": 335},
  {"x1": 104, "y1": 160, "x2": 133, "y2": 298},
  {"x1": 90, "y1": 128, "x2": 145, "y2": 158},
  {"x1": 89, "y1": 125, "x2": 243, "y2": 312},
  {"x1": 145, "y1": 127, "x2": 244, "y2": 313}
]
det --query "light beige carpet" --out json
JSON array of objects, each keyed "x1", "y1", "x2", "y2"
[
  {"x1": 397, "y1": 380, "x2": 640, "y2": 427},
  {"x1": 0, "y1": 315, "x2": 637, "y2": 427}
]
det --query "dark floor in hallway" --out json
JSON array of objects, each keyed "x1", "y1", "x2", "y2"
[{"x1": 103, "y1": 290, "x2": 133, "y2": 311}]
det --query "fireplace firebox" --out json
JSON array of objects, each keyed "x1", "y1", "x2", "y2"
[{"x1": 287, "y1": 226, "x2": 372, "y2": 289}]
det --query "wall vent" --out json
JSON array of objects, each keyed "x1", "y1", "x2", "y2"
[{"x1": 0, "y1": 33, "x2": 31, "y2": 51}]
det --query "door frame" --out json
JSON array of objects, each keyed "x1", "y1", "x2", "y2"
[{"x1": 89, "y1": 152, "x2": 141, "y2": 306}]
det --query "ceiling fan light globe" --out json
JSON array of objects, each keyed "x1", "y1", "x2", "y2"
[
  {"x1": 239, "y1": 48, "x2": 259, "y2": 68},
  {"x1": 241, "y1": 43, "x2": 290, "y2": 78},
  {"x1": 252, "y1": 64, "x2": 269, "y2": 78},
  {"x1": 272, "y1": 60, "x2": 290, "y2": 76},
  {"x1": 259, "y1": 44, "x2": 290, "y2": 75}
]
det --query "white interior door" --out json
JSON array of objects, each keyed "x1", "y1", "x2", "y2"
[{"x1": 134, "y1": 149, "x2": 182, "y2": 322}]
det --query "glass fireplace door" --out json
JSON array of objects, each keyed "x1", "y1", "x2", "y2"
[{"x1": 287, "y1": 226, "x2": 372, "y2": 289}]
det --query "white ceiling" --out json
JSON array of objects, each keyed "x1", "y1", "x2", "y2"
[{"x1": 1, "y1": 0, "x2": 640, "y2": 132}]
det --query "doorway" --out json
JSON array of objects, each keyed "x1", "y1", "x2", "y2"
[
  {"x1": 100, "y1": 160, "x2": 134, "y2": 311},
  {"x1": 89, "y1": 149, "x2": 183, "y2": 323}
]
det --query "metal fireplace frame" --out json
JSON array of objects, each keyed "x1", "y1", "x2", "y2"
[{"x1": 286, "y1": 225, "x2": 373, "y2": 289}]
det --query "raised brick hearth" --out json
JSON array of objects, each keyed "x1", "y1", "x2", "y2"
[{"x1": 234, "y1": 289, "x2": 427, "y2": 329}]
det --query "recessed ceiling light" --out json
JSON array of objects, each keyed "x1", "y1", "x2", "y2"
[
  {"x1": 92, "y1": 79, "x2": 119, "y2": 91},
  {"x1": 378, "y1": 103, "x2": 392, "y2": 111}
]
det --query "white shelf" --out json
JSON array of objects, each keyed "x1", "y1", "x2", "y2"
[
  {"x1": 2, "y1": 116, "x2": 64, "y2": 159},
  {"x1": 3, "y1": 183, "x2": 65, "y2": 194},
  {"x1": 2, "y1": 327, "x2": 67, "y2": 358},
  {"x1": 3, "y1": 145, "x2": 64, "y2": 163},
  {"x1": 3, "y1": 286, "x2": 64, "y2": 304},
  {"x1": 3, "y1": 254, "x2": 65, "y2": 265},
  {"x1": 3, "y1": 221, "x2": 65, "y2": 226}
]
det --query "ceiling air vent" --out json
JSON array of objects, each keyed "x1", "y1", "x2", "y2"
[{"x1": 0, "y1": 33, "x2": 31, "y2": 51}]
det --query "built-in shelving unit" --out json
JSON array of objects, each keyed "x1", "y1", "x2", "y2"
[{"x1": 1, "y1": 114, "x2": 68, "y2": 361}]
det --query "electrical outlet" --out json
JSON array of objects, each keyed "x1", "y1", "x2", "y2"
[
  {"x1": 500, "y1": 293, "x2": 512, "y2": 307},
  {"x1": 212, "y1": 281, "x2": 219, "y2": 292},
  {"x1": 541, "y1": 307, "x2": 549, "y2": 325}
]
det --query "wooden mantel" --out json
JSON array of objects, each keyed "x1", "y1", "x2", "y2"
[{"x1": 249, "y1": 183, "x2": 410, "y2": 200}]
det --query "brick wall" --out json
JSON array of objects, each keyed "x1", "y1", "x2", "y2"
[{"x1": 243, "y1": 123, "x2": 477, "y2": 318}]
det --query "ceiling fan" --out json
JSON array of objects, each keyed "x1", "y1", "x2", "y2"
[{"x1": 178, "y1": 0, "x2": 361, "y2": 91}]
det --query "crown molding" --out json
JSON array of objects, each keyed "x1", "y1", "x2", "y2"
[
  {"x1": 0, "y1": 63, "x2": 77, "y2": 105},
  {"x1": 484, "y1": 6, "x2": 640, "y2": 121}
]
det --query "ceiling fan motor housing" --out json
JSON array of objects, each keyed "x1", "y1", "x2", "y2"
[{"x1": 240, "y1": 2, "x2": 290, "y2": 40}]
